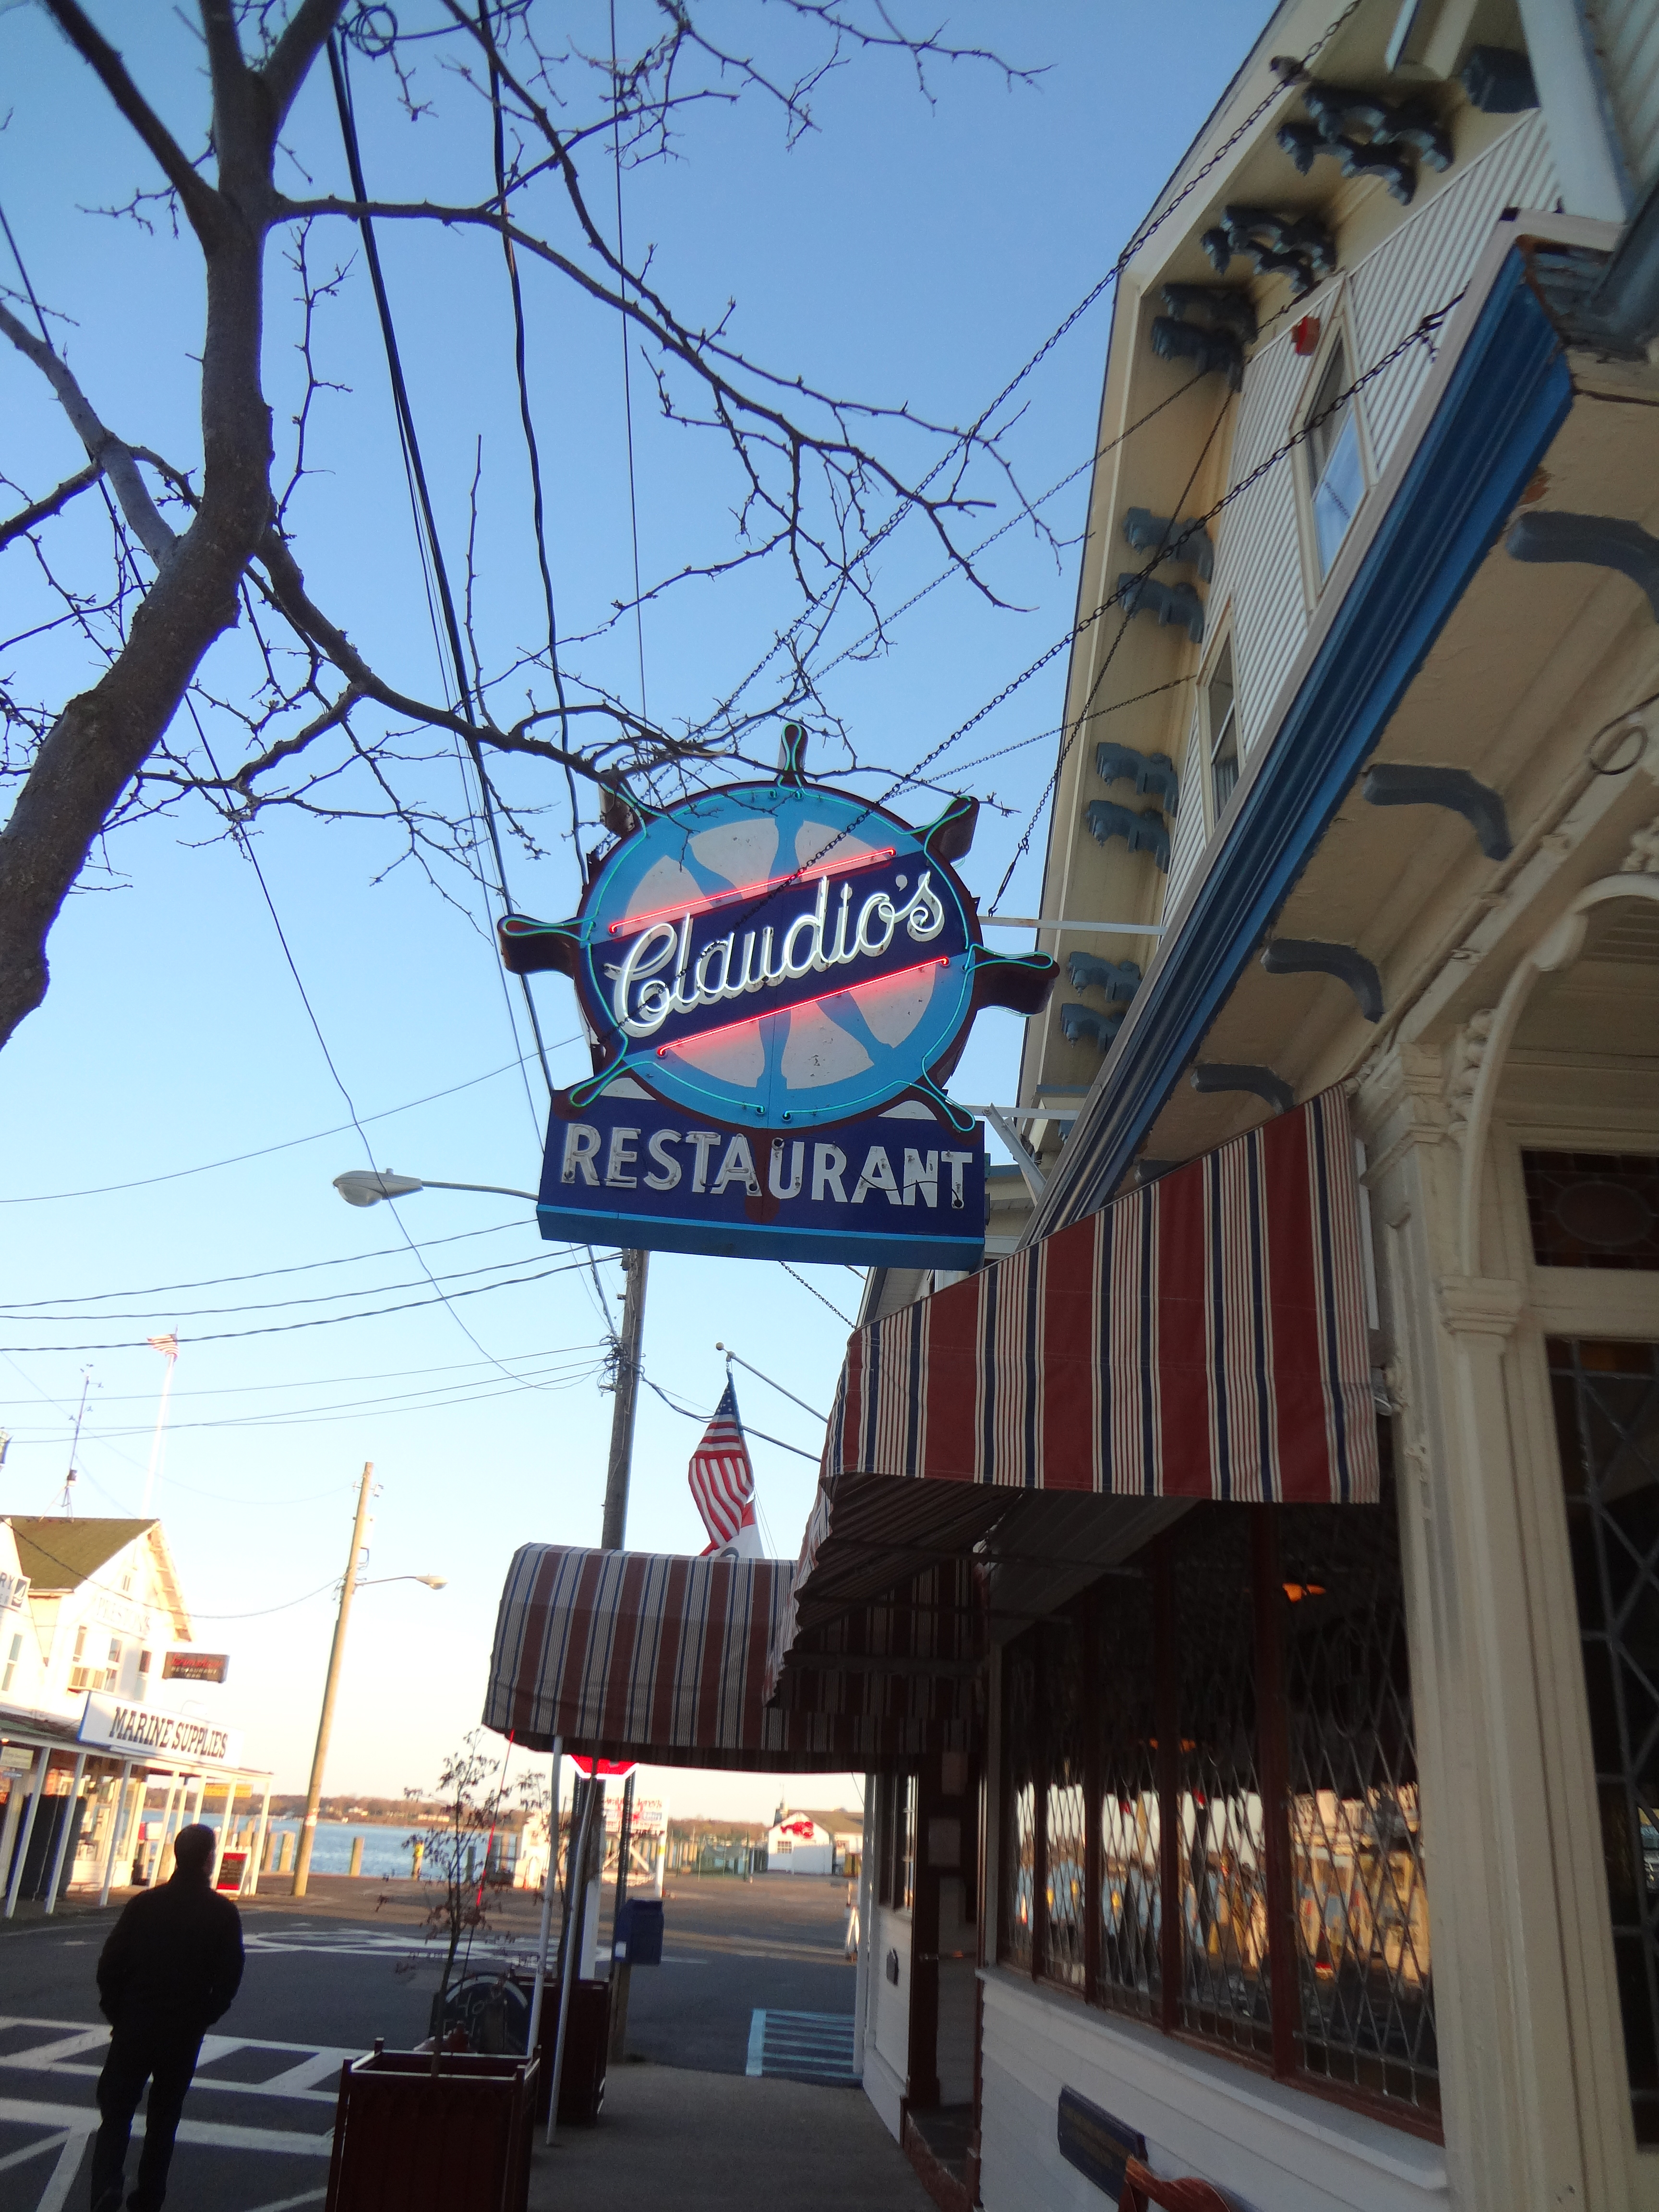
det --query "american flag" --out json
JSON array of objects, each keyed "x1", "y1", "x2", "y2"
[{"x1": 688, "y1": 1379, "x2": 760, "y2": 1557}]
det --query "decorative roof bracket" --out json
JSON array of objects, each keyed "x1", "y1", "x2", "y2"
[
  {"x1": 1060, "y1": 1002, "x2": 1126, "y2": 1052},
  {"x1": 1066, "y1": 951, "x2": 1142, "y2": 1001},
  {"x1": 1362, "y1": 763, "x2": 1513, "y2": 860},
  {"x1": 1085, "y1": 798, "x2": 1171, "y2": 872},
  {"x1": 1202, "y1": 206, "x2": 1336, "y2": 300},
  {"x1": 1096, "y1": 739, "x2": 1181, "y2": 813},
  {"x1": 1117, "y1": 573, "x2": 1205, "y2": 646},
  {"x1": 1189, "y1": 1062, "x2": 1295, "y2": 1115},
  {"x1": 1505, "y1": 510, "x2": 1659, "y2": 621},
  {"x1": 1260, "y1": 937, "x2": 1384, "y2": 1021},
  {"x1": 1121, "y1": 508, "x2": 1215, "y2": 581},
  {"x1": 1277, "y1": 81, "x2": 1451, "y2": 206}
]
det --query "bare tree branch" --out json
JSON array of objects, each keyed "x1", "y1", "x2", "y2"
[
  {"x1": 0, "y1": 304, "x2": 178, "y2": 565},
  {"x1": 0, "y1": 462, "x2": 102, "y2": 552}
]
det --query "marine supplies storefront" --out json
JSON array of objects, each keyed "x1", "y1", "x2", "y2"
[{"x1": 485, "y1": 1090, "x2": 1422, "y2": 2210}]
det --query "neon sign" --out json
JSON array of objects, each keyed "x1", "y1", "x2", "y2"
[{"x1": 500, "y1": 727, "x2": 1055, "y2": 1134}]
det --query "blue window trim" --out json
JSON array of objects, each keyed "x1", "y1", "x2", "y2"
[{"x1": 1035, "y1": 248, "x2": 1574, "y2": 1231}]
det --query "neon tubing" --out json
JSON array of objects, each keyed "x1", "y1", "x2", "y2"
[{"x1": 606, "y1": 847, "x2": 897, "y2": 938}]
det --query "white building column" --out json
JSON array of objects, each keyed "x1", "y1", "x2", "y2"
[
  {"x1": 98, "y1": 1762, "x2": 134, "y2": 1907},
  {"x1": 245, "y1": 1779, "x2": 272, "y2": 1899},
  {"x1": 1359, "y1": 1051, "x2": 1592, "y2": 2212},
  {"x1": 41, "y1": 1751, "x2": 86, "y2": 1915},
  {"x1": 2, "y1": 1749, "x2": 46, "y2": 1918}
]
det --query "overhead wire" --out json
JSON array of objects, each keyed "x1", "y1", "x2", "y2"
[
  {"x1": 0, "y1": 1253, "x2": 595, "y2": 1354},
  {"x1": 694, "y1": 0, "x2": 1363, "y2": 742},
  {"x1": 327, "y1": 33, "x2": 557, "y2": 1114},
  {"x1": 5, "y1": 1216, "x2": 534, "y2": 1312},
  {"x1": 609, "y1": 0, "x2": 650, "y2": 732},
  {"x1": 479, "y1": 0, "x2": 582, "y2": 860},
  {"x1": 0, "y1": 1050, "x2": 572, "y2": 1206}
]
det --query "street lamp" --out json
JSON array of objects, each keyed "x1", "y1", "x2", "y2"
[
  {"x1": 334, "y1": 1170, "x2": 538, "y2": 1206},
  {"x1": 291, "y1": 1461, "x2": 447, "y2": 1899}
]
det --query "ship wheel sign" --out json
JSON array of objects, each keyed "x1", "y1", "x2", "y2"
[{"x1": 498, "y1": 727, "x2": 1055, "y2": 1265}]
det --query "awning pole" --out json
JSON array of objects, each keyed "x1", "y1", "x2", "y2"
[
  {"x1": 3, "y1": 1749, "x2": 48, "y2": 1918},
  {"x1": 42, "y1": 1751, "x2": 86, "y2": 1914},
  {"x1": 545, "y1": 1770, "x2": 599, "y2": 2147},
  {"x1": 246, "y1": 1779, "x2": 272, "y2": 1899},
  {"x1": 525, "y1": 1738, "x2": 562, "y2": 2068},
  {"x1": 98, "y1": 1762, "x2": 134, "y2": 1907}
]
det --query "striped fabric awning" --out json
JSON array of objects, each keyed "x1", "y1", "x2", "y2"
[
  {"x1": 823, "y1": 1085, "x2": 1377, "y2": 1506},
  {"x1": 483, "y1": 1543, "x2": 973, "y2": 1771}
]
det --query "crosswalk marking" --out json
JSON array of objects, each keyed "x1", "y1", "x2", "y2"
[{"x1": 744, "y1": 2010, "x2": 858, "y2": 2083}]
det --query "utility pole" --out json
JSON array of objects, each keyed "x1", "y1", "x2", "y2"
[
  {"x1": 292, "y1": 1461, "x2": 373, "y2": 1899},
  {"x1": 600, "y1": 1250, "x2": 647, "y2": 1550}
]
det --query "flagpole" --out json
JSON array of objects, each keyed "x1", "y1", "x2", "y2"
[{"x1": 141, "y1": 1336, "x2": 179, "y2": 1516}]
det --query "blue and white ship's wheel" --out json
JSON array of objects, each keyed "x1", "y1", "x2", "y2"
[{"x1": 499, "y1": 728, "x2": 1054, "y2": 1134}]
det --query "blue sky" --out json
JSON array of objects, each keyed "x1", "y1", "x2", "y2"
[{"x1": 0, "y1": 1, "x2": 1256, "y2": 1814}]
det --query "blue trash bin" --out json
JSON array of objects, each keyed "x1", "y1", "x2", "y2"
[{"x1": 612, "y1": 1898, "x2": 664, "y2": 1965}]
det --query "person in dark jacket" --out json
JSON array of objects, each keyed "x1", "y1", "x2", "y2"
[{"x1": 91, "y1": 1822, "x2": 244, "y2": 2212}]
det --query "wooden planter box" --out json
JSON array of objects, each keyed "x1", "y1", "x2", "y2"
[{"x1": 324, "y1": 2044, "x2": 539, "y2": 2212}]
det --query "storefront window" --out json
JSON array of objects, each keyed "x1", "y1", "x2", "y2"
[
  {"x1": 1043, "y1": 1616, "x2": 1087, "y2": 1991},
  {"x1": 998, "y1": 1450, "x2": 1436, "y2": 2129},
  {"x1": 1097, "y1": 1577, "x2": 1160, "y2": 2021},
  {"x1": 1549, "y1": 1336, "x2": 1659, "y2": 2142},
  {"x1": 1002, "y1": 1635, "x2": 1037, "y2": 1972},
  {"x1": 1175, "y1": 1514, "x2": 1271, "y2": 2061}
]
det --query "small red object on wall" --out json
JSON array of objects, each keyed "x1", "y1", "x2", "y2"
[{"x1": 1292, "y1": 314, "x2": 1322, "y2": 356}]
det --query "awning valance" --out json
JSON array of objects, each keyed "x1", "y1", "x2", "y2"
[
  {"x1": 822, "y1": 1085, "x2": 1376, "y2": 1507},
  {"x1": 483, "y1": 1544, "x2": 973, "y2": 1771}
]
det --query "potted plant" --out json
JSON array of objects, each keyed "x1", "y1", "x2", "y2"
[{"x1": 324, "y1": 1736, "x2": 546, "y2": 2212}]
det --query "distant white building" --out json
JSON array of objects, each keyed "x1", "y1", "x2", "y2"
[
  {"x1": 0, "y1": 1516, "x2": 270, "y2": 1912},
  {"x1": 766, "y1": 1808, "x2": 833, "y2": 1875}
]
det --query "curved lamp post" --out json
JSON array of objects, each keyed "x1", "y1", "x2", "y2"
[{"x1": 333, "y1": 1170, "x2": 538, "y2": 1206}]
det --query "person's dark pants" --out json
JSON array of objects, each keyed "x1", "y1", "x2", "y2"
[{"x1": 91, "y1": 2026, "x2": 203, "y2": 2212}]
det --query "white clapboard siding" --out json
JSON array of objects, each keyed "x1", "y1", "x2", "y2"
[
  {"x1": 1587, "y1": 0, "x2": 1659, "y2": 198},
  {"x1": 1349, "y1": 111, "x2": 1558, "y2": 470},
  {"x1": 1206, "y1": 336, "x2": 1306, "y2": 763},
  {"x1": 1163, "y1": 702, "x2": 1207, "y2": 911},
  {"x1": 1208, "y1": 113, "x2": 1556, "y2": 780}
]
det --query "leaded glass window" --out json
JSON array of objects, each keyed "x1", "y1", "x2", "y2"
[
  {"x1": 1174, "y1": 1513, "x2": 1272, "y2": 2059},
  {"x1": 1097, "y1": 1575, "x2": 1160, "y2": 2020},
  {"x1": 1549, "y1": 1336, "x2": 1659, "y2": 2141},
  {"x1": 1001, "y1": 1635, "x2": 1037, "y2": 1972},
  {"x1": 1280, "y1": 1475, "x2": 1437, "y2": 2115},
  {"x1": 1042, "y1": 1615, "x2": 1088, "y2": 1990}
]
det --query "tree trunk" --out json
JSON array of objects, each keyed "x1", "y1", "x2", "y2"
[{"x1": 0, "y1": 221, "x2": 274, "y2": 1049}]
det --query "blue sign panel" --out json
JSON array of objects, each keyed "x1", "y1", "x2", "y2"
[
  {"x1": 1056, "y1": 2088, "x2": 1146, "y2": 2200},
  {"x1": 536, "y1": 1093, "x2": 986, "y2": 1269},
  {"x1": 500, "y1": 727, "x2": 1054, "y2": 1135}
]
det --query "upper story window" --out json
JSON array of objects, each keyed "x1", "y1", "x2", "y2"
[
  {"x1": 2, "y1": 1631, "x2": 21, "y2": 1693},
  {"x1": 1306, "y1": 340, "x2": 1366, "y2": 577},
  {"x1": 1206, "y1": 639, "x2": 1239, "y2": 818}
]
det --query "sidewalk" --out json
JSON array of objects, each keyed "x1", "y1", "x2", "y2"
[{"x1": 528, "y1": 2062, "x2": 936, "y2": 2212}]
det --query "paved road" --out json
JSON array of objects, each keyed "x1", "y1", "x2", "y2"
[{"x1": 0, "y1": 1872, "x2": 855, "y2": 2210}]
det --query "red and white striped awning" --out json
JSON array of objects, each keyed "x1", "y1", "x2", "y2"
[
  {"x1": 768, "y1": 1091, "x2": 1378, "y2": 1702},
  {"x1": 823, "y1": 1085, "x2": 1376, "y2": 1506},
  {"x1": 483, "y1": 1544, "x2": 974, "y2": 1770}
]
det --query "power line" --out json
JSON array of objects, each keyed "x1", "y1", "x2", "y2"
[
  {"x1": 0, "y1": 1050, "x2": 569, "y2": 1205},
  {"x1": 327, "y1": 33, "x2": 558, "y2": 1107},
  {"x1": 6, "y1": 1342, "x2": 597, "y2": 1408},
  {"x1": 5, "y1": 1216, "x2": 532, "y2": 1312},
  {"x1": 610, "y1": 0, "x2": 649, "y2": 730},
  {"x1": 0, "y1": 1244, "x2": 574, "y2": 1327},
  {"x1": 780, "y1": 1263, "x2": 855, "y2": 1328},
  {"x1": 0, "y1": 1254, "x2": 593, "y2": 1354}
]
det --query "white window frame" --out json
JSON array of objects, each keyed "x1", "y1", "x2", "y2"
[{"x1": 1292, "y1": 298, "x2": 1373, "y2": 605}]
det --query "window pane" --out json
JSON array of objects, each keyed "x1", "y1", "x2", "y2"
[
  {"x1": 1550, "y1": 1336, "x2": 1659, "y2": 2141},
  {"x1": 1306, "y1": 343, "x2": 1349, "y2": 479},
  {"x1": 1042, "y1": 1616, "x2": 1087, "y2": 1989},
  {"x1": 1097, "y1": 1574, "x2": 1160, "y2": 2020},
  {"x1": 1312, "y1": 412, "x2": 1363, "y2": 576},
  {"x1": 1174, "y1": 1511, "x2": 1273, "y2": 2061},
  {"x1": 1525, "y1": 1152, "x2": 1659, "y2": 1271},
  {"x1": 1001, "y1": 1628, "x2": 1038, "y2": 1971},
  {"x1": 1280, "y1": 1452, "x2": 1438, "y2": 2117},
  {"x1": 1207, "y1": 641, "x2": 1239, "y2": 818}
]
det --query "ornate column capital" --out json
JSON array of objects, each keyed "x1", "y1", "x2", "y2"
[{"x1": 1438, "y1": 1274, "x2": 1525, "y2": 1339}]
